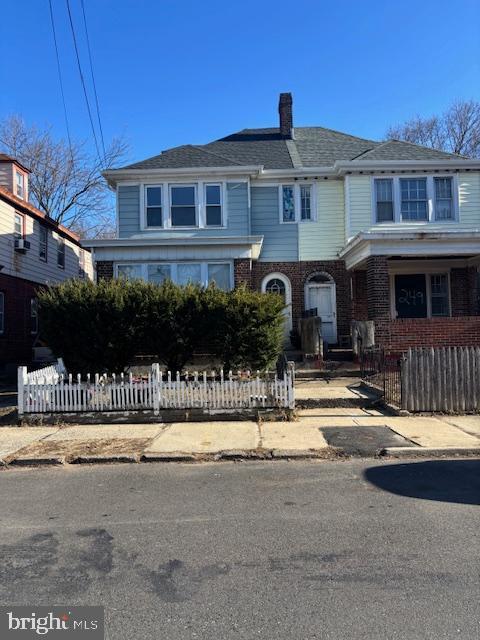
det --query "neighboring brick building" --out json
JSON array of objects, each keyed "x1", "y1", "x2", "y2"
[
  {"x1": 0, "y1": 155, "x2": 93, "y2": 374},
  {"x1": 86, "y1": 94, "x2": 480, "y2": 351}
]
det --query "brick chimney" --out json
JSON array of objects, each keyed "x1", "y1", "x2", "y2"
[{"x1": 278, "y1": 92, "x2": 293, "y2": 138}]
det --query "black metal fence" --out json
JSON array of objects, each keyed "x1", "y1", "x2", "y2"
[{"x1": 360, "y1": 348, "x2": 403, "y2": 407}]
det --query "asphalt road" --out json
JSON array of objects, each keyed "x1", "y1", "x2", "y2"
[{"x1": 0, "y1": 459, "x2": 479, "y2": 640}]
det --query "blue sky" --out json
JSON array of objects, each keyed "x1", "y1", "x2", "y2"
[{"x1": 1, "y1": 0, "x2": 479, "y2": 165}]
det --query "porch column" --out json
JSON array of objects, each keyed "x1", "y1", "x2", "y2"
[{"x1": 366, "y1": 256, "x2": 390, "y2": 347}]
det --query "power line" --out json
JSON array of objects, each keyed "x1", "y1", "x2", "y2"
[
  {"x1": 65, "y1": 0, "x2": 104, "y2": 167},
  {"x1": 80, "y1": 0, "x2": 107, "y2": 163},
  {"x1": 48, "y1": 0, "x2": 74, "y2": 162}
]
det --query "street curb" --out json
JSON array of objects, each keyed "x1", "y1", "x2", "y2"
[
  {"x1": 141, "y1": 452, "x2": 196, "y2": 462},
  {"x1": 11, "y1": 456, "x2": 66, "y2": 467},
  {"x1": 380, "y1": 446, "x2": 480, "y2": 458},
  {"x1": 72, "y1": 454, "x2": 139, "y2": 464},
  {"x1": 271, "y1": 449, "x2": 327, "y2": 459},
  {"x1": 217, "y1": 449, "x2": 269, "y2": 460}
]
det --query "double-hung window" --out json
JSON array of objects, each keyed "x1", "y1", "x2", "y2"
[
  {"x1": 400, "y1": 178, "x2": 428, "y2": 220},
  {"x1": 57, "y1": 238, "x2": 65, "y2": 268},
  {"x1": 0, "y1": 292, "x2": 4, "y2": 334},
  {"x1": 374, "y1": 179, "x2": 394, "y2": 222},
  {"x1": 145, "y1": 186, "x2": 163, "y2": 227},
  {"x1": 16, "y1": 172, "x2": 24, "y2": 199},
  {"x1": 170, "y1": 185, "x2": 197, "y2": 227},
  {"x1": 281, "y1": 184, "x2": 314, "y2": 223},
  {"x1": 14, "y1": 212, "x2": 24, "y2": 238},
  {"x1": 39, "y1": 226, "x2": 48, "y2": 261},
  {"x1": 430, "y1": 274, "x2": 449, "y2": 316},
  {"x1": 434, "y1": 177, "x2": 453, "y2": 220},
  {"x1": 300, "y1": 185, "x2": 313, "y2": 221},
  {"x1": 205, "y1": 184, "x2": 222, "y2": 226}
]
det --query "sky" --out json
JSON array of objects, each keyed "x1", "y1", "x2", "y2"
[{"x1": 1, "y1": 0, "x2": 480, "y2": 166}]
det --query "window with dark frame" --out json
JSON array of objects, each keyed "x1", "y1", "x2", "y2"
[
  {"x1": 394, "y1": 273, "x2": 449, "y2": 318},
  {"x1": 39, "y1": 226, "x2": 48, "y2": 261}
]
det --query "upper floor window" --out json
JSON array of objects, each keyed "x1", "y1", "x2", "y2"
[
  {"x1": 205, "y1": 184, "x2": 222, "y2": 226},
  {"x1": 280, "y1": 183, "x2": 315, "y2": 223},
  {"x1": 145, "y1": 186, "x2": 163, "y2": 227},
  {"x1": 434, "y1": 177, "x2": 453, "y2": 220},
  {"x1": 374, "y1": 176, "x2": 456, "y2": 223},
  {"x1": 170, "y1": 185, "x2": 197, "y2": 227},
  {"x1": 14, "y1": 212, "x2": 24, "y2": 238},
  {"x1": 79, "y1": 249, "x2": 85, "y2": 277},
  {"x1": 0, "y1": 292, "x2": 4, "y2": 334},
  {"x1": 57, "y1": 238, "x2": 65, "y2": 268},
  {"x1": 374, "y1": 179, "x2": 394, "y2": 222},
  {"x1": 400, "y1": 178, "x2": 428, "y2": 221},
  {"x1": 16, "y1": 171, "x2": 24, "y2": 199},
  {"x1": 39, "y1": 226, "x2": 48, "y2": 261}
]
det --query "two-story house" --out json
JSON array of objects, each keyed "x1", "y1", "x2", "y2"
[
  {"x1": 85, "y1": 94, "x2": 480, "y2": 352},
  {"x1": 0, "y1": 154, "x2": 93, "y2": 373}
]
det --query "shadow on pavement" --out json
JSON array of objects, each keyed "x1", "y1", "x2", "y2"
[{"x1": 364, "y1": 460, "x2": 480, "y2": 505}]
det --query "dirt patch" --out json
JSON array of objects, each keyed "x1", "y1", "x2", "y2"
[{"x1": 12, "y1": 438, "x2": 151, "y2": 462}]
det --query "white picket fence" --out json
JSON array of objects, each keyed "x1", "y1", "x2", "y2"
[{"x1": 18, "y1": 361, "x2": 295, "y2": 415}]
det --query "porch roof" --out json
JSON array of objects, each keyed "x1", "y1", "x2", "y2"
[{"x1": 340, "y1": 227, "x2": 480, "y2": 270}]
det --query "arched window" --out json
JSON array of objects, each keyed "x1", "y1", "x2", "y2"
[{"x1": 265, "y1": 278, "x2": 286, "y2": 301}]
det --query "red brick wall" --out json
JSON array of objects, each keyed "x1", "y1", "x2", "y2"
[
  {"x1": 233, "y1": 259, "x2": 252, "y2": 287},
  {"x1": 248, "y1": 260, "x2": 351, "y2": 338},
  {"x1": 387, "y1": 317, "x2": 480, "y2": 350},
  {"x1": 351, "y1": 270, "x2": 368, "y2": 320},
  {"x1": 451, "y1": 267, "x2": 479, "y2": 315},
  {"x1": 0, "y1": 272, "x2": 42, "y2": 369}
]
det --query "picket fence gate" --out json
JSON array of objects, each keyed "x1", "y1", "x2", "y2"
[
  {"x1": 18, "y1": 361, "x2": 295, "y2": 415},
  {"x1": 402, "y1": 346, "x2": 480, "y2": 413}
]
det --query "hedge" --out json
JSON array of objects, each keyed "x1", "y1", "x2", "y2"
[{"x1": 38, "y1": 278, "x2": 285, "y2": 374}]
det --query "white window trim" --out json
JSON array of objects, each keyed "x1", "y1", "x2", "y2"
[
  {"x1": 279, "y1": 183, "x2": 317, "y2": 224},
  {"x1": 16, "y1": 171, "x2": 24, "y2": 199},
  {"x1": 0, "y1": 291, "x2": 4, "y2": 334},
  {"x1": 14, "y1": 212, "x2": 24, "y2": 238},
  {"x1": 39, "y1": 225, "x2": 48, "y2": 262},
  {"x1": 389, "y1": 270, "x2": 452, "y2": 319},
  {"x1": 139, "y1": 181, "x2": 228, "y2": 231},
  {"x1": 57, "y1": 238, "x2": 65, "y2": 269},
  {"x1": 115, "y1": 261, "x2": 234, "y2": 289},
  {"x1": 371, "y1": 175, "x2": 459, "y2": 225}
]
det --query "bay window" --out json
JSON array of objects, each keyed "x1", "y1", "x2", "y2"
[{"x1": 170, "y1": 185, "x2": 197, "y2": 227}]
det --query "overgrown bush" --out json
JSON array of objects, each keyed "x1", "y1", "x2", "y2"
[{"x1": 38, "y1": 278, "x2": 285, "y2": 374}]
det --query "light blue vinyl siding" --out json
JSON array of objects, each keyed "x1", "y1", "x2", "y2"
[
  {"x1": 117, "y1": 182, "x2": 248, "y2": 238},
  {"x1": 251, "y1": 187, "x2": 298, "y2": 261},
  {"x1": 118, "y1": 185, "x2": 141, "y2": 237}
]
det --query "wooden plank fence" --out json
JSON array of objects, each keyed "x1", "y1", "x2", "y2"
[
  {"x1": 18, "y1": 362, "x2": 295, "y2": 416},
  {"x1": 402, "y1": 347, "x2": 480, "y2": 413}
]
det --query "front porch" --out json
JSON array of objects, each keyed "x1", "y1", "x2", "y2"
[{"x1": 342, "y1": 229, "x2": 480, "y2": 350}]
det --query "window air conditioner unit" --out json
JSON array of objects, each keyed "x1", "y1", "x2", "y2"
[{"x1": 14, "y1": 238, "x2": 31, "y2": 253}]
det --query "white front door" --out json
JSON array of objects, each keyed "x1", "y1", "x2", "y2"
[{"x1": 307, "y1": 283, "x2": 337, "y2": 344}]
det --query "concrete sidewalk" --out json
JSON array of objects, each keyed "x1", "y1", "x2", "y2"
[{"x1": 0, "y1": 412, "x2": 479, "y2": 467}]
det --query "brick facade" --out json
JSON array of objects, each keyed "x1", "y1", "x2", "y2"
[
  {"x1": 96, "y1": 261, "x2": 114, "y2": 281},
  {"x1": 351, "y1": 260, "x2": 480, "y2": 350},
  {"x1": 240, "y1": 260, "x2": 352, "y2": 339},
  {"x1": 0, "y1": 272, "x2": 42, "y2": 370},
  {"x1": 233, "y1": 258, "x2": 252, "y2": 287}
]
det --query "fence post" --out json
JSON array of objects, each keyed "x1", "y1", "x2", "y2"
[
  {"x1": 17, "y1": 366, "x2": 27, "y2": 417},
  {"x1": 153, "y1": 363, "x2": 160, "y2": 415}
]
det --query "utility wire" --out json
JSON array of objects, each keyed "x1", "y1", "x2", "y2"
[
  {"x1": 48, "y1": 0, "x2": 74, "y2": 163},
  {"x1": 80, "y1": 0, "x2": 107, "y2": 163},
  {"x1": 65, "y1": 0, "x2": 103, "y2": 167}
]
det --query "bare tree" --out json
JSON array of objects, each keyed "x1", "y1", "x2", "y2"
[
  {"x1": 386, "y1": 100, "x2": 480, "y2": 158},
  {"x1": 0, "y1": 115, "x2": 128, "y2": 235}
]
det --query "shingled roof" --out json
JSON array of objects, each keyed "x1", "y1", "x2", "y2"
[{"x1": 120, "y1": 96, "x2": 463, "y2": 171}]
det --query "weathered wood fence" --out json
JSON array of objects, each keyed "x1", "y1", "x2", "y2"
[
  {"x1": 18, "y1": 361, "x2": 295, "y2": 416},
  {"x1": 402, "y1": 347, "x2": 480, "y2": 413}
]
